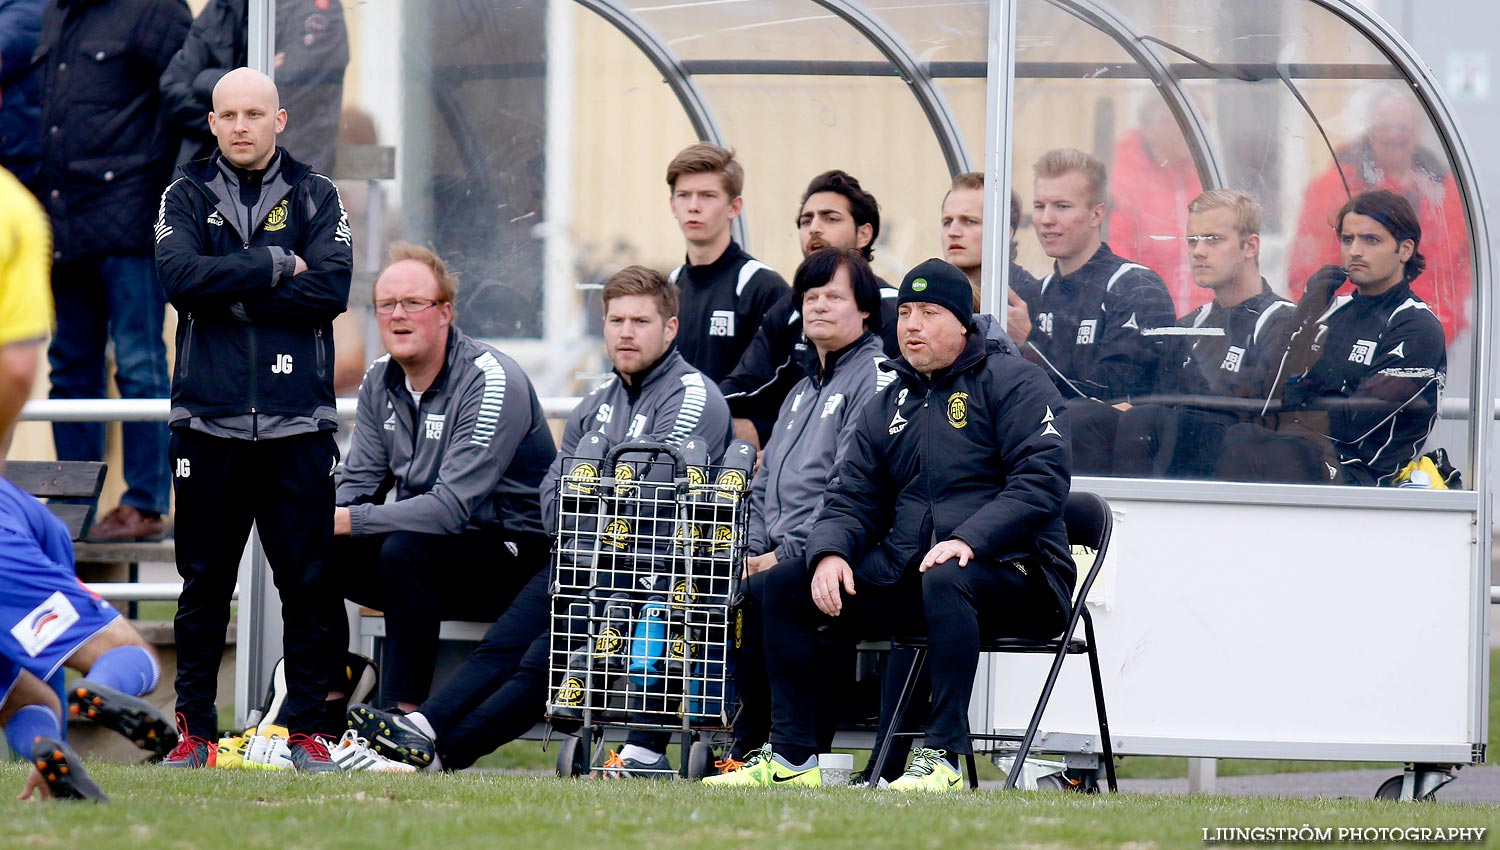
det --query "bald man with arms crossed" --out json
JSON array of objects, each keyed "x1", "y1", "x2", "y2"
[{"x1": 154, "y1": 68, "x2": 352, "y2": 770}]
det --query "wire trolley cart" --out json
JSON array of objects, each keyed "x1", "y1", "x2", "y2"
[{"x1": 546, "y1": 436, "x2": 753, "y2": 779}]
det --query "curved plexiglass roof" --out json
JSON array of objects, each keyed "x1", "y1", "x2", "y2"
[{"x1": 263, "y1": 0, "x2": 1487, "y2": 491}]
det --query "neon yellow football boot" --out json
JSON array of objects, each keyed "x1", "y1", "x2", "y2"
[
  {"x1": 888, "y1": 748, "x2": 963, "y2": 793},
  {"x1": 213, "y1": 733, "x2": 249, "y2": 769},
  {"x1": 701, "y1": 745, "x2": 820, "y2": 788}
]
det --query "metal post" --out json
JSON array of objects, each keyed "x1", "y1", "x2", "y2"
[
  {"x1": 980, "y1": 0, "x2": 1017, "y2": 324},
  {"x1": 1188, "y1": 757, "x2": 1218, "y2": 794},
  {"x1": 235, "y1": 0, "x2": 280, "y2": 727},
  {"x1": 968, "y1": 0, "x2": 1018, "y2": 742}
]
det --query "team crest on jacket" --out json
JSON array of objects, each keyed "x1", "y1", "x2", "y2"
[
  {"x1": 946, "y1": 392, "x2": 969, "y2": 429},
  {"x1": 264, "y1": 200, "x2": 289, "y2": 232}
]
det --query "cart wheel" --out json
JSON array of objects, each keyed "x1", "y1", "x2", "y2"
[
  {"x1": 1035, "y1": 773, "x2": 1068, "y2": 791},
  {"x1": 556, "y1": 732, "x2": 591, "y2": 778},
  {"x1": 686, "y1": 740, "x2": 716, "y2": 780},
  {"x1": 1374, "y1": 774, "x2": 1438, "y2": 801}
]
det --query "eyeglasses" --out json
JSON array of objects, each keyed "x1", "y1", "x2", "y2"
[
  {"x1": 1183, "y1": 235, "x2": 1227, "y2": 247},
  {"x1": 374, "y1": 298, "x2": 442, "y2": 315}
]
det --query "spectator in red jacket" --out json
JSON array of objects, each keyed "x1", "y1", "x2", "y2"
[
  {"x1": 1286, "y1": 85, "x2": 1471, "y2": 343},
  {"x1": 1108, "y1": 97, "x2": 1205, "y2": 315}
]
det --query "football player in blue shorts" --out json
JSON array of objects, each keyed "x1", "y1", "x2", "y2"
[{"x1": 0, "y1": 477, "x2": 177, "y2": 801}]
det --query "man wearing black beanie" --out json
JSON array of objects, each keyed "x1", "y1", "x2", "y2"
[{"x1": 707, "y1": 258, "x2": 1074, "y2": 792}]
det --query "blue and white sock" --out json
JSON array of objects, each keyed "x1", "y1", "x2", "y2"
[
  {"x1": 6, "y1": 704, "x2": 61, "y2": 755},
  {"x1": 86, "y1": 645, "x2": 160, "y2": 695}
]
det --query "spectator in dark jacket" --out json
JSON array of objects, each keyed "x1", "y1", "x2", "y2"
[
  {"x1": 707, "y1": 258, "x2": 1073, "y2": 792},
  {"x1": 35, "y1": 0, "x2": 191, "y2": 542},
  {"x1": 0, "y1": 0, "x2": 43, "y2": 186},
  {"x1": 159, "y1": 0, "x2": 347, "y2": 173}
]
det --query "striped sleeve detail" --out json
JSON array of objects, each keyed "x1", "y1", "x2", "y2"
[
  {"x1": 666, "y1": 372, "x2": 708, "y2": 445},
  {"x1": 154, "y1": 177, "x2": 187, "y2": 244},
  {"x1": 874, "y1": 357, "x2": 897, "y2": 392},
  {"x1": 470, "y1": 352, "x2": 508, "y2": 447},
  {"x1": 736, "y1": 260, "x2": 770, "y2": 297},
  {"x1": 1105, "y1": 262, "x2": 1148, "y2": 292}
]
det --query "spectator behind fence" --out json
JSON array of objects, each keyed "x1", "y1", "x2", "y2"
[
  {"x1": 0, "y1": 0, "x2": 43, "y2": 186},
  {"x1": 347, "y1": 265, "x2": 731, "y2": 773},
  {"x1": 1286, "y1": 85, "x2": 1470, "y2": 343},
  {"x1": 1070, "y1": 189, "x2": 1298, "y2": 477},
  {"x1": 666, "y1": 143, "x2": 788, "y2": 385},
  {"x1": 707, "y1": 258, "x2": 1073, "y2": 792},
  {"x1": 36, "y1": 0, "x2": 190, "y2": 543},
  {"x1": 1107, "y1": 97, "x2": 1206, "y2": 315},
  {"x1": 333, "y1": 242, "x2": 556, "y2": 711},
  {"x1": 159, "y1": 0, "x2": 348, "y2": 174},
  {"x1": 1218, "y1": 189, "x2": 1445, "y2": 486},
  {"x1": 154, "y1": 68, "x2": 351, "y2": 769},
  {"x1": 721, "y1": 169, "x2": 897, "y2": 447}
]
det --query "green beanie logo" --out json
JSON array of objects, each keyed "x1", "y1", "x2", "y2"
[{"x1": 911, "y1": 278, "x2": 928, "y2": 292}]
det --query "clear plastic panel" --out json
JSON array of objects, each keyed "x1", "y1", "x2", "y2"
[
  {"x1": 625, "y1": 0, "x2": 888, "y2": 63},
  {"x1": 309, "y1": 0, "x2": 1477, "y2": 488},
  {"x1": 1010, "y1": 0, "x2": 1475, "y2": 488}
]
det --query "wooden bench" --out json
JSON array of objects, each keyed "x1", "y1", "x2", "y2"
[{"x1": 7, "y1": 460, "x2": 107, "y2": 540}]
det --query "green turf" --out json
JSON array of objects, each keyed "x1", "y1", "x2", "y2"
[
  {"x1": 474, "y1": 648, "x2": 1500, "y2": 781},
  {"x1": 2, "y1": 764, "x2": 1494, "y2": 850}
]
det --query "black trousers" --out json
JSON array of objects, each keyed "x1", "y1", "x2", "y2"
[
  {"x1": 762, "y1": 555, "x2": 1063, "y2": 756},
  {"x1": 1066, "y1": 397, "x2": 1122, "y2": 476},
  {"x1": 1216, "y1": 421, "x2": 1342, "y2": 484},
  {"x1": 170, "y1": 429, "x2": 342, "y2": 738},
  {"x1": 336, "y1": 529, "x2": 547, "y2": 705},
  {"x1": 417, "y1": 568, "x2": 552, "y2": 770},
  {"x1": 728, "y1": 569, "x2": 770, "y2": 759},
  {"x1": 1113, "y1": 405, "x2": 1239, "y2": 480}
]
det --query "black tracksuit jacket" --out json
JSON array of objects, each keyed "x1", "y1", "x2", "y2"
[
  {"x1": 1024, "y1": 243, "x2": 1176, "y2": 403},
  {"x1": 804, "y1": 329, "x2": 1075, "y2": 615},
  {"x1": 155, "y1": 147, "x2": 352, "y2": 422},
  {"x1": 1282, "y1": 281, "x2": 1446, "y2": 486}
]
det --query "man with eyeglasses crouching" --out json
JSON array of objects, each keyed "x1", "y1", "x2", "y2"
[{"x1": 332, "y1": 242, "x2": 557, "y2": 714}]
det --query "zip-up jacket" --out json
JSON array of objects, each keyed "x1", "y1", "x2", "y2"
[
  {"x1": 337, "y1": 329, "x2": 555, "y2": 540},
  {"x1": 540, "y1": 347, "x2": 732, "y2": 532},
  {"x1": 747, "y1": 332, "x2": 890, "y2": 563},
  {"x1": 35, "y1": 0, "x2": 191, "y2": 260},
  {"x1": 669, "y1": 241, "x2": 788, "y2": 383},
  {"x1": 155, "y1": 147, "x2": 352, "y2": 423},
  {"x1": 1148, "y1": 281, "x2": 1297, "y2": 405},
  {"x1": 805, "y1": 329, "x2": 1075, "y2": 614},
  {"x1": 1281, "y1": 280, "x2": 1445, "y2": 486},
  {"x1": 721, "y1": 283, "x2": 897, "y2": 443},
  {"x1": 1024, "y1": 243, "x2": 1175, "y2": 403}
]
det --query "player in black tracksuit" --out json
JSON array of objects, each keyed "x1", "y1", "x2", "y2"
[
  {"x1": 1023, "y1": 243, "x2": 1176, "y2": 402},
  {"x1": 721, "y1": 169, "x2": 898, "y2": 446},
  {"x1": 1101, "y1": 283, "x2": 1296, "y2": 477},
  {"x1": 670, "y1": 241, "x2": 787, "y2": 383},
  {"x1": 719, "y1": 260, "x2": 1073, "y2": 786},
  {"x1": 154, "y1": 71, "x2": 351, "y2": 760},
  {"x1": 1063, "y1": 189, "x2": 1298, "y2": 477},
  {"x1": 1218, "y1": 190, "x2": 1446, "y2": 486}
]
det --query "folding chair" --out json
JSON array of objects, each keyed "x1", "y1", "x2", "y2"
[{"x1": 870, "y1": 490, "x2": 1117, "y2": 791}]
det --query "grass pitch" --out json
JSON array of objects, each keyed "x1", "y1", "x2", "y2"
[{"x1": 2, "y1": 764, "x2": 1497, "y2": 850}]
